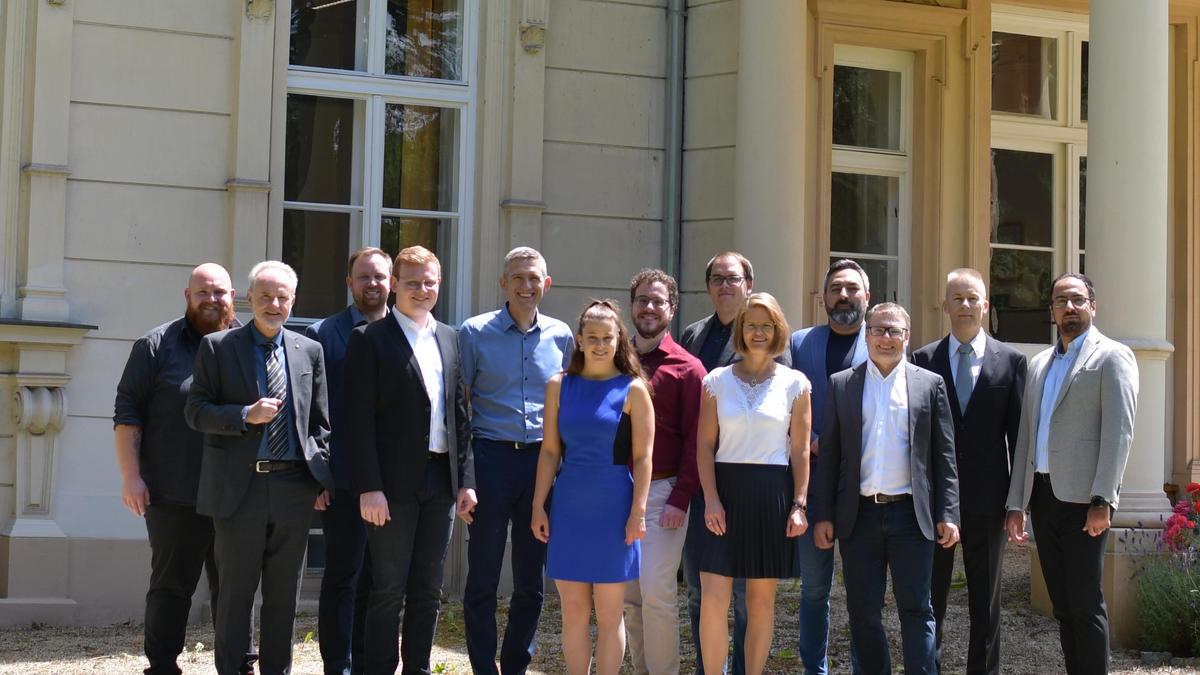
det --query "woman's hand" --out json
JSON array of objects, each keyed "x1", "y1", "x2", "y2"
[
  {"x1": 531, "y1": 506, "x2": 550, "y2": 543},
  {"x1": 705, "y1": 499, "x2": 727, "y2": 536},
  {"x1": 625, "y1": 512, "x2": 647, "y2": 545},
  {"x1": 786, "y1": 505, "x2": 808, "y2": 537}
]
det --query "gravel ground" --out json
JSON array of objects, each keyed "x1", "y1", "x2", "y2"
[{"x1": 1, "y1": 544, "x2": 1198, "y2": 674}]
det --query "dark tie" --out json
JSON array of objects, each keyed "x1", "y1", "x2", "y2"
[
  {"x1": 955, "y1": 343, "x2": 974, "y2": 414},
  {"x1": 261, "y1": 342, "x2": 291, "y2": 459}
]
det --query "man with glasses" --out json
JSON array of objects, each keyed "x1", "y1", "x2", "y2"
[
  {"x1": 787, "y1": 259, "x2": 871, "y2": 674},
  {"x1": 624, "y1": 268, "x2": 706, "y2": 675},
  {"x1": 1005, "y1": 273, "x2": 1138, "y2": 674},
  {"x1": 811, "y1": 302, "x2": 959, "y2": 675},
  {"x1": 680, "y1": 251, "x2": 789, "y2": 674}
]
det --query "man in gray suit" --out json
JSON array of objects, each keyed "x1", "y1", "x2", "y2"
[
  {"x1": 811, "y1": 302, "x2": 959, "y2": 675},
  {"x1": 1005, "y1": 272, "x2": 1138, "y2": 675},
  {"x1": 186, "y1": 260, "x2": 334, "y2": 675}
]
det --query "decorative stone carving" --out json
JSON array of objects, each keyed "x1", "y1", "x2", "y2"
[
  {"x1": 520, "y1": 0, "x2": 547, "y2": 54},
  {"x1": 247, "y1": 0, "x2": 272, "y2": 20},
  {"x1": 14, "y1": 386, "x2": 66, "y2": 436}
]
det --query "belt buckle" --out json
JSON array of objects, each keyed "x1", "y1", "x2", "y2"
[
  {"x1": 513, "y1": 442, "x2": 523, "y2": 450},
  {"x1": 255, "y1": 460, "x2": 270, "y2": 474},
  {"x1": 872, "y1": 493, "x2": 886, "y2": 504}
]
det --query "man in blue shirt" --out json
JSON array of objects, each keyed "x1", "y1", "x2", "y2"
[
  {"x1": 460, "y1": 247, "x2": 574, "y2": 675},
  {"x1": 308, "y1": 247, "x2": 393, "y2": 675}
]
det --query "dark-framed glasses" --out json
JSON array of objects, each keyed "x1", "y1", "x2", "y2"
[
  {"x1": 1052, "y1": 296, "x2": 1091, "y2": 309},
  {"x1": 867, "y1": 326, "x2": 909, "y2": 339},
  {"x1": 707, "y1": 275, "x2": 745, "y2": 287}
]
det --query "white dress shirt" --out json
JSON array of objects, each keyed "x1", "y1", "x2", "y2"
[
  {"x1": 394, "y1": 308, "x2": 448, "y2": 454},
  {"x1": 860, "y1": 360, "x2": 912, "y2": 496},
  {"x1": 948, "y1": 329, "x2": 986, "y2": 390}
]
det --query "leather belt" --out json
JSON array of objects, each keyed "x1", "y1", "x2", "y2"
[
  {"x1": 254, "y1": 460, "x2": 305, "y2": 474},
  {"x1": 427, "y1": 451, "x2": 449, "y2": 461},
  {"x1": 480, "y1": 438, "x2": 542, "y2": 451},
  {"x1": 651, "y1": 470, "x2": 677, "y2": 481},
  {"x1": 862, "y1": 492, "x2": 912, "y2": 504}
]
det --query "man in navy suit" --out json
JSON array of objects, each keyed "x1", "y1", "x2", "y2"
[
  {"x1": 787, "y1": 259, "x2": 869, "y2": 675},
  {"x1": 912, "y1": 268, "x2": 1025, "y2": 675},
  {"x1": 309, "y1": 247, "x2": 394, "y2": 675}
]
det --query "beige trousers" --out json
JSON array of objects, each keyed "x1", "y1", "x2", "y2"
[{"x1": 624, "y1": 478, "x2": 688, "y2": 675}]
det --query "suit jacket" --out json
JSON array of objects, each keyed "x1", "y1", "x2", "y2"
[
  {"x1": 344, "y1": 308, "x2": 474, "y2": 503},
  {"x1": 306, "y1": 306, "x2": 360, "y2": 489},
  {"x1": 810, "y1": 361, "x2": 959, "y2": 541},
  {"x1": 1006, "y1": 326, "x2": 1138, "y2": 510},
  {"x1": 185, "y1": 323, "x2": 333, "y2": 519},
  {"x1": 679, "y1": 313, "x2": 792, "y2": 369},
  {"x1": 789, "y1": 324, "x2": 869, "y2": 438},
  {"x1": 911, "y1": 334, "x2": 1026, "y2": 517}
]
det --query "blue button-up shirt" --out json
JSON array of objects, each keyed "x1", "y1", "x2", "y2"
[
  {"x1": 458, "y1": 304, "x2": 574, "y2": 443},
  {"x1": 1034, "y1": 328, "x2": 1090, "y2": 473},
  {"x1": 251, "y1": 323, "x2": 300, "y2": 460}
]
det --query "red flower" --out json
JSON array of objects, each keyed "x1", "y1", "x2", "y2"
[{"x1": 1187, "y1": 482, "x2": 1200, "y2": 494}]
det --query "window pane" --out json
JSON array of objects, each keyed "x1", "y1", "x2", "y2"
[
  {"x1": 290, "y1": 0, "x2": 367, "y2": 71},
  {"x1": 1078, "y1": 155, "x2": 1086, "y2": 250},
  {"x1": 383, "y1": 105, "x2": 458, "y2": 211},
  {"x1": 284, "y1": 210, "x2": 352, "y2": 318},
  {"x1": 990, "y1": 149, "x2": 1053, "y2": 248},
  {"x1": 386, "y1": 0, "x2": 463, "y2": 81},
  {"x1": 833, "y1": 66, "x2": 902, "y2": 151},
  {"x1": 286, "y1": 95, "x2": 358, "y2": 205},
  {"x1": 989, "y1": 248, "x2": 1053, "y2": 343},
  {"x1": 832, "y1": 257, "x2": 898, "y2": 305},
  {"x1": 1081, "y1": 41, "x2": 1089, "y2": 121},
  {"x1": 831, "y1": 172, "x2": 899, "y2": 256},
  {"x1": 992, "y1": 32, "x2": 1057, "y2": 119},
  {"x1": 383, "y1": 216, "x2": 450, "y2": 320}
]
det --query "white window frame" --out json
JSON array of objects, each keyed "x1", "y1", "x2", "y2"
[
  {"x1": 283, "y1": 0, "x2": 478, "y2": 323},
  {"x1": 830, "y1": 45, "x2": 914, "y2": 306}
]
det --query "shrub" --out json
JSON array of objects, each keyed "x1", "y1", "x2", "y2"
[{"x1": 1136, "y1": 482, "x2": 1200, "y2": 655}]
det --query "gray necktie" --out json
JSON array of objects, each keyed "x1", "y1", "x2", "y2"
[
  {"x1": 955, "y1": 343, "x2": 974, "y2": 414},
  {"x1": 262, "y1": 342, "x2": 291, "y2": 459}
]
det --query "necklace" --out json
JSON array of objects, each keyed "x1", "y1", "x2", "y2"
[{"x1": 737, "y1": 362, "x2": 775, "y2": 387}]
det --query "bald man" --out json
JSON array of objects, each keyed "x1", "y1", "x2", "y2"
[{"x1": 115, "y1": 263, "x2": 256, "y2": 675}]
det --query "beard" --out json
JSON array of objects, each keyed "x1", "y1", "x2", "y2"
[
  {"x1": 827, "y1": 302, "x2": 865, "y2": 328},
  {"x1": 186, "y1": 302, "x2": 236, "y2": 335}
]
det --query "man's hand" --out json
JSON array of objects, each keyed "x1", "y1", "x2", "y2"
[
  {"x1": 314, "y1": 490, "x2": 331, "y2": 511},
  {"x1": 1083, "y1": 505, "x2": 1112, "y2": 537},
  {"x1": 456, "y1": 488, "x2": 479, "y2": 524},
  {"x1": 660, "y1": 504, "x2": 687, "y2": 529},
  {"x1": 813, "y1": 520, "x2": 835, "y2": 549},
  {"x1": 1006, "y1": 510, "x2": 1029, "y2": 543},
  {"x1": 245, "y1": 397, "x2": 284, "y2": 424},
  {"x1": 121, "y1": 475, "x2": 150, "y2": 517},
  {"x1": 360, "y1": 490, "x2": 390, "y2": 527},
  {"x1": 531, "y1": 506, "x2": 550, "y2": 543},
  {"x1": 936, "y1": 521, "x2": 960, "y2": 548}
]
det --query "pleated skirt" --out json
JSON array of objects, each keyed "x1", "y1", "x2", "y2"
[{"x1": 697, "y1": 461, "x2": 795, "y2": 579}]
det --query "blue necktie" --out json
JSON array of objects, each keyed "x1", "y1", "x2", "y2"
[{"x1": 955, "y1": 343, "x2": 974, "y2": 414}]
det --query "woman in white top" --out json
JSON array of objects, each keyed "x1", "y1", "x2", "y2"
[{"x1": 695, "y1": 292, "x2": 812, "y2": 675}]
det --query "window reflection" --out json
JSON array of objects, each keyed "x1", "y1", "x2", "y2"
[
  {"x1": 992, "y1": 32, "x2": 1057, "y2": 119},
  {"x1": 990, "y1": 149, "x2": 1053, "y2": 248},
  {"x1": 833, "y1": 66, "x2": 902, "y2": 151},
  {"x1": 284, "y1": 210, "x2": 353, "y2": 318},
  {"x1": 290, "y1": 0, "x2": 366, "y2": 71},
  {"x1": 383, "y1": 105, "x2": 458, "y2": 211},
  {"x1": 386, "y1": 0, "x2": 463, "y2": 81},
  {"x1": 285, "y1": 95, "x2": 358, "y2": 205}
]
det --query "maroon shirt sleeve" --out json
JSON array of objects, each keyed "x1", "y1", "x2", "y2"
[{"x1": 666, "y1": 358, "x2": 704, "y2": 511}]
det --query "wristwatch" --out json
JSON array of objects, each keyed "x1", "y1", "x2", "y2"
[
  {"x1": 792, "y1": 499, "x2": 807, "y2": 512},
  {"x1": 1089, "y1": 495, "x2": 1110, "y2": 508}
]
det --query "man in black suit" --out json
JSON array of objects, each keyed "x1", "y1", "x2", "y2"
[
  {"x1": 344, "y1": 245, "x2": 476, "y2": 675},
  {"x1": 811, "y1": 302, "x2": 959, "y2": 675},
  {"x1": 186, "y1": 260, "x2": 334, "y2": 675},
  {"x1": 308, "y1": 247, "x2": 393, "y2": 675},
  {"x1": 911, "y1": 268, "x2": 1025, "y2": 675}
]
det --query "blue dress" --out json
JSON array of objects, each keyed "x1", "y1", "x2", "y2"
[{"x1": 546, "y1": 374, "x2": 640, "y2": 583}]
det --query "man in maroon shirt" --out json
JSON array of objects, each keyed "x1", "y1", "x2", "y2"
[{"x1": 623, "y1": 268, "x2": 705, "y2": 675}]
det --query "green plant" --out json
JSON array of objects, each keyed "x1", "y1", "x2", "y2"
[{"x1": 1135, "y1": 482, "x2": 1200, "y2": 655}]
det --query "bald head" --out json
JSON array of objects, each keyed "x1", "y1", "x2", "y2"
[{"x1": 185, "y1": 263, "x2": 236, "y2": 335}]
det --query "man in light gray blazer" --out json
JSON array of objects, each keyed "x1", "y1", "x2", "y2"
[{"x1": 1005, "y1": 272, "x2": 1138, "y2": 675}]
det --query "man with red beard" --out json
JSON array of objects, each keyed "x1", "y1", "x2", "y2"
[{"x1": 114, "y1": 263, "x2": 255, "y2": 675}]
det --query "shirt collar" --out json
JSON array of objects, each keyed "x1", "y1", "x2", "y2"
[
  {"x1": 394, "y1": 306, "x2": 434, "y2": 335},
  {"x1": 948, "y1": 329, "x2": 986, "y2": 359},
  {"x1": 250, "y1": 321, "x2": 285, "y2": 348},
  {"x1": 1055, "y1": 327, "x2": 1091, "y2": 358},
  {"x1": 637, "y1": 331, "x2": 677, "y2": 357},
  {"x1": 500, "y1": 303, "x2": 544, "y2": 333},
  {"x1": 866, "y1": 359, "x2": 906, "y2": 384},
  {"x1": 347, "y1": 304, "x2": 367, "y2": 327}
]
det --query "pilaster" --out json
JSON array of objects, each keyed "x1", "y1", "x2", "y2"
[{"x1": 502, "y1": 0, "x2": 548, "y2": 253}]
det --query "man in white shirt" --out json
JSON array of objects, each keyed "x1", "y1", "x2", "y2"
[{"x1": 811, "y1": 302, "x2": 959, "y2": 675}]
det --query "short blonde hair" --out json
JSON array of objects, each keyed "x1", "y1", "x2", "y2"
[
  {"x1": 732, "y1": 292, "x2": 790, "y2": 357},
  {"x1": 394, "y1": 245, "x2": 440, "y2": 272}
]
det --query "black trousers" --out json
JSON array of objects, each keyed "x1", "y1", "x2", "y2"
[
  {"x1": 363, "y1": 455, "x2": 455, "y2": 675},
  {"x1": 319, "y1": 486, "x2": 373, "y2": 675},
  {"x1": 213, "y1": 467, "x2": 318, "y2": 675},
  {"x1": 143, "y1": 504, "x2": 256, "y2": 675},
  {"x1": 1030, "y1": 474, "x2": 1111, "y2": 675},
  {"x1": 931, "y1": 511, "x2": 1006, "y2": 675}
]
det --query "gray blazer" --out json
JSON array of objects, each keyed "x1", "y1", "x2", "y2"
[
  {"x1": 185, "y1": 324, "x2": 334, "y2": 519},
  {"x1": 810, "y1": 361, "x2": 959, "y2": 541},
  {"x1": 1005, "y1": 326, "x2": 1139, "y2": 510}
]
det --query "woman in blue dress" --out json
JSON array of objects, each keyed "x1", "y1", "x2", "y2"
[{"x1": 531, "y1": 299, "x2": 654, "y2": 675}]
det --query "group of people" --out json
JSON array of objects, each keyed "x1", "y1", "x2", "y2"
[{"x1": 114, "y1": 245, "x2": 1139, "y2": 675}]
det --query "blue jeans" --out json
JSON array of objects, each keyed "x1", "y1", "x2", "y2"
[
  {"x1": 683, "y1": 494, "x2": 746, "y2": 675},
  {"x1": 794, "y1": 531, "x2": 835, "y2": 675},
  {"x1": 839, "y1": 498, "x2": 936, "y2": 675}
]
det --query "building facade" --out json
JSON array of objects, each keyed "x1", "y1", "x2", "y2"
[{"x1": 0, "y1": 0, "x2": 1192, "y2": 644}]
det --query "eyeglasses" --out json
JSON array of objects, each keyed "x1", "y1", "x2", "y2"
[
  {"x1": 1052, "y1": 296, "x2": 1091, "y2": 309},
  {"x1": 401, "y1": 279, "x2": 440, "y2": 291},
  {"x1": 867, "y1": 326, "x2": 909, "y2": 339},
  {"x1": 708, "y1": 275, "x2": 746, "y2": 287},
  {"x1": 633, "y1": 296, "x2": 671, "y2": 310},
  {"x1": 743, "y1": 322, "x2": 776, "y2": 334}
]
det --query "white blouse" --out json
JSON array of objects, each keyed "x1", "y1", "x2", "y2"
[{"x1": 703, "y1": 365, "x2": 812, "y2": 466}]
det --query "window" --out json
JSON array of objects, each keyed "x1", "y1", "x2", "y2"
[
  {"x1": 830, "y1": 46, "x2": 913, "y2": 305},
  {"x1": 285, "y1": 0, "x2": 475, "y2": 321},
  {"x1": 989, "y1": 9, "x2": 1088, "y2": 344}
]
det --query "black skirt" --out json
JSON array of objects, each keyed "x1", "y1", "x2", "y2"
[{"x1": 698, "y1": 462, "x2": 795, "y2": 579}]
